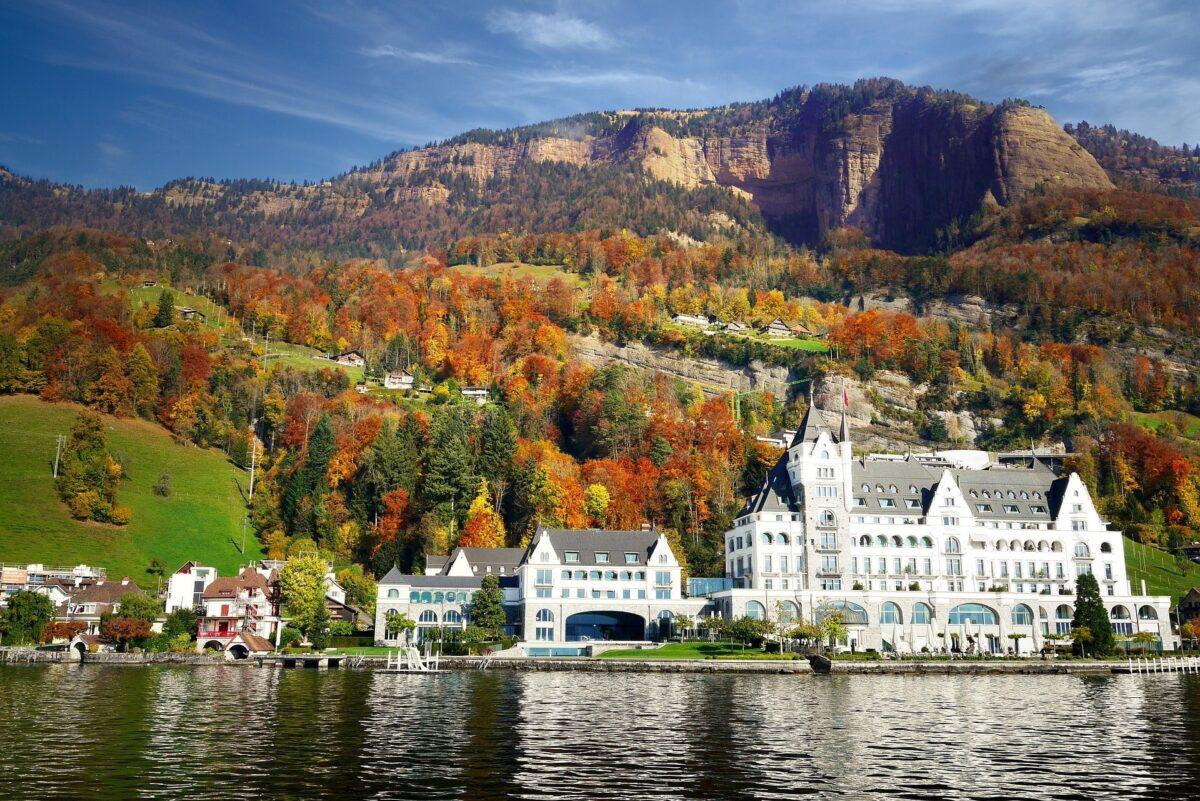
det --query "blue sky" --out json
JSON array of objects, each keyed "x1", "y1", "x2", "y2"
[{"x1": 2, "y1": 0, "x2": 1197, "y2": 189}]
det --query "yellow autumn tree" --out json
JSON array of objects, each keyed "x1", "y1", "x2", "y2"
[{"x1": 459, "y1": 479, "x2": 505, "y2": 549}]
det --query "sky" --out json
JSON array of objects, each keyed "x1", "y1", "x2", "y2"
[{"x1": 1, "y1": 0, "x2": 1197, "y2": 189}]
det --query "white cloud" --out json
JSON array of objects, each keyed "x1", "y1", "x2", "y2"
[
  {"x1": 487, "y1": 10, "x2": 613, "y2": 50},
  {"x1": 361, "y1": 45, "x2": 478, "y2": 66}
]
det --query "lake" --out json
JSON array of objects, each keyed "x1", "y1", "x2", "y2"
[{"x1": 1, "y1": 664, "x2": 1197, "y2": 799}]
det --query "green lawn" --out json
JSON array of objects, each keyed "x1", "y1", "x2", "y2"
[
  {"x1": 451, "y1": 261, "x2": 583, "y2": 287},
  {"x1": 0, "y1": 395, "x2": 262, "y2": 587},
  {"x1": 598, "y1": 641, "x2": 793, "y2": 660},
  {"x1": 1131, "y1": 410, "x2": 1200, "y2": 442},
  {"x1": 126, "y1": 285, "x2": 232, "y2": 333},
  {"x1": 769, "y1": 337, "x2": 830, "y2": 353},
  {"x1": 1124, "y1": 536, "x2": 1200, "y2": 606}
]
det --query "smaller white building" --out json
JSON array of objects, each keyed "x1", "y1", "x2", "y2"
[
  {"x1": 461, "y1": 387, "x2": 489, "y2": 405},
  {"x1": 672, "y1": 313, "x2": 712, "y2": 329},
  {"x1": 333, "y1": 350, "x2": 365, "y2": 367},
  {"x1": 164, "y1": 561, "x2": 217, "y2": 613},
  {"x1": 384, "y1": 370, "x2": 414, "y2": 390}
]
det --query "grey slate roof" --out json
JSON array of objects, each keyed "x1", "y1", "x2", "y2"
[
  {"x1": 378, "y1": 568, "x2": 483, "y2": 589},
  {"x1": 533, "y1": 528, "x2": 661, "y2": 566},
  {"x1": 739, "y1": 454, "x2": 800, "y2": 517},
  {"x1": 449, "y1": 547, "x2": 526, "y2": 575},
  {"x1": 424, "y1": 555, "x2": 448, "y2": 573},
  {"x1": 849, "y1": 457, "x2": 1066, "y2": 520},
  {"x1": 791, "y1": 404, "x2": 839, "y2": 446}
]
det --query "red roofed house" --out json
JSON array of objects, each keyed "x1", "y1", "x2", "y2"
[{"x1": 197, "y1": 566, "x2": 282, "y2": 653}]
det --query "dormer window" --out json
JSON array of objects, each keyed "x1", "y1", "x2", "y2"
[
  {"x1": 969, "y1": 490, "x2": 978, "y2": 498},
  {"x1": 905, "y1": 499, "x2": 920, "y2": 509},
  {"x1": 565, "y1": 552, "x2": 580, "y2": 563},
  {"x1": 1020, "y1": 491, "x2": 1029, "y2": 499},
  {"x1": 1004, "y1": 504, "x2": 1019, "y2": 514},
  {"x1": 908, "y1": 485, "x2": 917, "y2": 494},
  {"x1": 982, "y1": 490, "x2": 991, "y2": 499},
  {"x1": 888, "y1": 484, "x2": 897, "y2": 493},
  {"x1": 596, "y1": 552, "x2": 610, "y2": 564},
  {"x1": 876, "y1": 484, "x2": 884, "y2": 493},
  {"x1": 862, "y1": 484, "x2": 870, "y2": 492},
  {"x1": 1007, "y1": 491, "x2": 1016, "y2": 499},
  {"x1": 625, "y1": 553, "x2": 638, "y2": 564}
]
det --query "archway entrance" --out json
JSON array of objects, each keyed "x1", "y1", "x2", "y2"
[
  {"x1": 565, "y1": 611, "x2": 644, "y2": 641},
  {"x1": 71, "y1": 641, "x2": 86, "y2": 661},
  {"x1": 228, "y1": 644, "x2": 249, "y2": 660}
]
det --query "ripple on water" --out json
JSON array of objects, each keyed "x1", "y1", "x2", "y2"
[{"x1": 1, "y1": 666, "x2": 1198, "y2": 800}]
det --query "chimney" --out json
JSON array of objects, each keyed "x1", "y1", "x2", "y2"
[
  {"x1": 640, "y1": 521, "x2": 653, "y2": 532},
  {"x1": 121, "y1": 577, "x2": 130, "y2": 586}
]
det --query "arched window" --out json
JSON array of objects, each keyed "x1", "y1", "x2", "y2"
[
  {"x1": 778, "y1": 533, "x2": 790, "y2": 545},
  {"x1": 1074, "y1": 543, "x2": 1090, "y2": 558},
  {"x1": 1020, "y1": 491, "x2": 1029, "y2": 499},
  {"x1": 888, "y1": 484, "x2": 898, "y2": 493},
  {"x1": 658, "y1": 610, "x2": 674, "y2": 620},
  {"x1": 1110, "y1": 605, "x2": 1130, "y2": 620},
  {"x1": 1055, "y1": 605, "x2": 1073, "y2": 620},
  {"x1": 446, "y1": 592, "x2": 457, "y2": 602},
  {"x1": 891, "y1": 535, "x2": 903, "y2": 547},
  {"x1": 880, "y1": 602, "x2": 902, "y2": 624},
  {"x1": 969, "y1": 490, "x2": 978, "y2": 498},
  {"x1": 745, "y1": 600, "x2": 766, "y2": 620},
  {"x1": 817, "y1": 600, "x2": 867, "y2": 625},
  {"x1": 996, "y1": 540, "x2": 1007, "y2": 551},
  {"x1": 433, "y1": 592, "x2": 444, "y2": 603},
  {"x1": 1138, "y1": 605, "x2": 1158, "y2": 620},
  {"x1": 859, "y1": 535, "x2": 871, "y2": 547},
  {"x1": 1100, "y1": 542, "x2": 1112, "y2": 553},
  {"x1": 876, "y1": 535, "x2": 887, "y2": 547},
  {"x1": 908, "y1": 485, "x2": 918, "y2": 494},
  {"x1": 945, "y1": 537, "x2": 961, "y2": 554},
  {"x1": 876, "y1": 484, "x2": 885, "y2": 493},
  {"x1": 1110, "y1": 605, "x2": 1132, "y2": 635},
  {"x1": 420, "y1": 591, "x2": 432, "y2": 603},
  {"x1": 920, "y1": 537, "x2": 933, "y2": 549},
  {"x1": 862, "y1": 483, "x2": 871, "y2": 492},
  {"x1": 1037, "y1": 541, "x2": 1049, "y2": 552},
  {"x1": 1012, "y1": 604, "x2": 1033, "y2": 626},
  {"x1": 948, "y1": 603, "x2": 998, "y2": 625},
  {"x1": 821, "y1": 450, "x2": 830, "y2": 460},
  {"x1": 1009, "y1": 539, "x2": 1021, "y2": 552},
  {"x1": 387, "y1": 588, "x2": 399, "y2": 599},
  {"x1": 982, "y1": 490, "x2": 991, "y2": 499},
  {"x1": 409, "y1": 591, "x2": 420, "y2": 602},
  {"x1": 1051, "y1": 542, "x2": 1063, "y2": 552},
  {"x1": 1023, "y1": 540, "x2": 1035, "y2": 552},
  {"x1": 418, "y1": 610, "x2": 438, "y2": 623},
  {"x1": 535, "y1": 609, "x2": 554, "y2": 622},
  {"x1": 443, "y1": 610, "x2": 463, "y2": 624},
  {"x1": 1007, "y1": 491, "x2": 1016, "y2": 499},
  {"x1": 820, "y1": 510, "x2": 836, "y2": 526},
  {"x1": 779, "y1": 601, "x2": 800, "y2": 622},
  {"x1": 912, "y1": 602, "x2": 933, "y2": 625},
  {"x1": 763, "y1": 533, "x2": 774, "y2": 545},
  {"x1": 906, "y1": 536, "x2": 917, "y2": 548}
]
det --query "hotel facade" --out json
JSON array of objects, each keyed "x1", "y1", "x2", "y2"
[
  {"x1": 718, "y1": 405, "x2": 1173, "y2": 653},
  {"x1": 375, "y1": 406, "x2": 1174, "y2": 653}
]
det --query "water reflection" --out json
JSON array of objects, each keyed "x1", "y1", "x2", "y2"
[{"x1": 1, "y1": 665, "x2": 1197, "y2": 800}]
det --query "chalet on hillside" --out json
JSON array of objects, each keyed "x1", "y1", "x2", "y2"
[
  {"x1": 461, "y1": 387, "x2": 489, "y2": 405},
  {"x1": 177, "y1": 306, "x2": 206, "y2": 324},
  {"x1": 384, "y1": 369, "x2": 414, "y2": 390},
  {"x1": 762, "y1": 317, "x2": 816, "y2": 338},
  {"x1": 672, "y1": 313, "x2": 712, "y2": 328},
  {"x1": 724, "y1": 321, "x2": 749, "y2": 333},
  {"x1": 332, "y1": 350, "x2": 366, "y2": 367}
]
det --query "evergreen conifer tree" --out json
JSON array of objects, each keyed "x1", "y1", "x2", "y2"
[{"x1": 1071, "y1": 572, "x2": 1114, "y2": 656}]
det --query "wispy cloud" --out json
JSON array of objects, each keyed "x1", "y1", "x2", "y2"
[
  {"x1": 35, "y1": 0, "x2": 450, "y2": 143},
  {"x1": 486, "y1": 10, "x2": 613, "y2": 50},
  {"x1": 361, "y1": 44, "x2": 478, "y2": 66}
]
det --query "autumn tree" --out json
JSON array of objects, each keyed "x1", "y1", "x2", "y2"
[
  {"x1": 55, "y1": 411, "x2": 129, "y2": 524},
  {"x1": 460, "y1": 479, "x2": 506, "y2": 548},
  {"x1": 279, "y1": 554, "x2": 329, "y2": 642}
]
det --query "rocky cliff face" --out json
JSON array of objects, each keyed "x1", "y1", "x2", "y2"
[
  {"x1": 6, "y1": 79, "x2": 1115, "y2": 253},
  {"x1": 327, "y1": 86, "x2": 1112, "y2": 251}
]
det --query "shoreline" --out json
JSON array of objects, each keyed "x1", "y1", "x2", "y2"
[{"x1": 0, "y1": 648, "x2": 1134, "y2": 674}]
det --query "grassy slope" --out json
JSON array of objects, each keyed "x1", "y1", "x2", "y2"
[
  {"x1": 0, "y1": 395, "x2": 262, "y2": 586},
  {"x1": 1124, "y1": 536, "x2": 1200, "y2": 606},
  {"x1": 450, "y1": 261, "x2": 583, "y2": 286}
]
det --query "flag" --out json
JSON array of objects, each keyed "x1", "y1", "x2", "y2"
[{"x1": 843, "y1": 387, "x2": 849, "y2": 409}]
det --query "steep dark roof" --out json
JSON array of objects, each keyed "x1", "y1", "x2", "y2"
[
  {"x1": 739, "y1": 454, "x2": 800, "y2": 516},
  {"x1": 533, "y1": 528, "x2": 661, "y2": 566},
  {"x1": 449, "y1": 547, "x2": 526, "y2": 575},
  {"x1": 378, "y1": 570, "x2": 483, "y2": 589},
  {"x1": 790, "y1": 405, "x2": 841, "y2": 447}
]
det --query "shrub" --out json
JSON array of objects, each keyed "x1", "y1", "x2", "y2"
[
  {"x1": 329, "y1": 620, "x2": 354, "y2": 637},
  {"x1": 105, "y1": 504, "x2": 132, "y2": 526},
  {"x1": 67, "y1": 490, "x2": 99, "y2": 520},
  {"x1": 153, "y1": 472, "x2": 172, "y2": 497},
  {"x1": 279, "y1": 627, "x2": 303, "y2": 648}
]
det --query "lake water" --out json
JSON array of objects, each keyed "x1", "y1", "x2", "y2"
[{"x1": 1, "y1": 664, "x2": 1197, "y2": 800}]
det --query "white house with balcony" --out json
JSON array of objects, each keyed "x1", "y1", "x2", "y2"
[{"x1": 715, "y1": 402, "x2": 1174, "y2": 654}]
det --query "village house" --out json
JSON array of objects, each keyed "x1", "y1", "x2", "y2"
[
  {"x1": 723, "y1": 321, "x2": 749, "y2": 333},
  {"x1": 332, "y1": 350, "x2": 366, "y2": 367},
  {"x1": 2, "y1": 563, "x2": 107, "y2": 608},
  {"x1": 176, "y1": 306, "x2": 206, "y2": 324},
  {"x1": 762, "y1": 317, "x2": 814, "y2": 338},
  {"x1": 672, "y1": 313, "x2": 712, "y2": 329},
  {"x1": 164, "y1": 561, "x2": 217, "y2": 613},
  {"x1": 56, "y1": 577, "x2": 146, "y2": 636},
  {"x1": 461, "y1": 386, "x2": 489, "y2": 405},
  {"x1": 1179, "y1": 587, "x2": 1200, "y2": 624},
  {"x1": 197, "y1": 566, "x2": 282, "y2": 651},
  {"x1": 383, "y1": 369, "x2": 414, "y2": 390}
]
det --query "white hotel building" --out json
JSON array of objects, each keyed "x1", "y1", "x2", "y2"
[{"x1": 719, "y1": 404, "x2": 1174, "y2": 653}]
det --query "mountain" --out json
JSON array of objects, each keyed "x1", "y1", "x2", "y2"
[{"x1": 0, "y1": 78, "x2": 1115, "y2": 256}]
